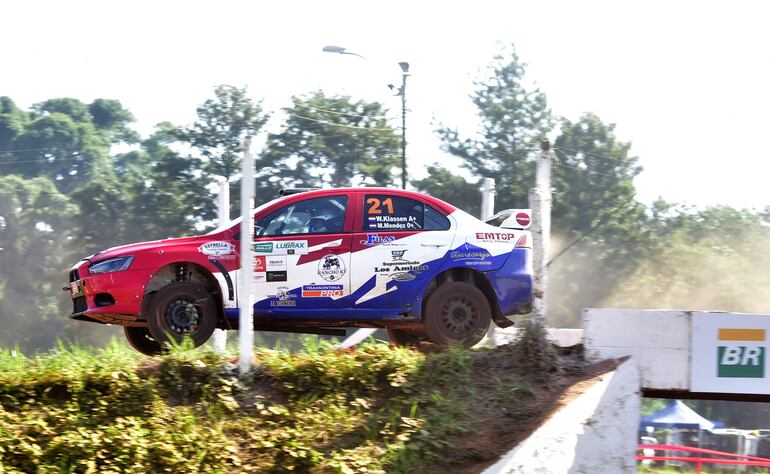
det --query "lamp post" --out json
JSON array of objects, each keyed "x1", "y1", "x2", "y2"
[
  {"x1": 388, "y1": 62, "x2": 409, "y2": 189},
  {"x1": 322, "y1": 46, "x2": 410, "y2": 189}
]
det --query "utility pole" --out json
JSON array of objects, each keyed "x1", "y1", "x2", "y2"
[
  {"x1": 480, "y1": 178, "x2": 497, "y2": 346},
  {"x1": 400, "y1": 66, "x2": 407, "y2": 189},
  {"x1": 530, "y1": 139, "x2": 554, "y2": 323},
  {"x1": 213, "y1": 178, "x2": 229, "y2": 353},
  {"x1": 479, "y1": 178, "x2": 496, "y2": 221},
  {"x1": 239, "y1": 137, "x2": 255, "y2": 375}
]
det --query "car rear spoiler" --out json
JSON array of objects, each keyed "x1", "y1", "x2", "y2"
[{"x1": 484, "y1": 208, "x2": 532, "y2": 230}]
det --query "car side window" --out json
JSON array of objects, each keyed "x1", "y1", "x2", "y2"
[
  {"x1": 363, "y1": 195, "x2": 450, "y2": 231},
  {"x1": 424, "y1": 204, "x2": 451, "y2": 230},
  {"x1": 256, "y1": 196, "x2": 347, "y2": 237}
]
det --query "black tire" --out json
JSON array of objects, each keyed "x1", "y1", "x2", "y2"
[
  {"x1": 145, "y1": 282, "x2": 217, "y2": 348},
  {"x1": 387, "y1": 328, "x2": 425, "y2": 347},
  {"x1": 124, "y1": 326, "x2": 163, "y2": 356},
  {"x1": 423, "y1": 282, "x2": 491, "y2": 347}
]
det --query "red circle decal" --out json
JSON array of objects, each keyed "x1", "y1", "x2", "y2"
[{"x1": 515, "y1": 212, "x2": 530, "y2": 226}]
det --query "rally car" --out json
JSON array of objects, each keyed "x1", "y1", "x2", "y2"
[{"x1": 67, "y1": 188, "x2": 533, "y2": 355}]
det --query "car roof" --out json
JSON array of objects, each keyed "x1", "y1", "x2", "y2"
[{"x1": 290, "y1": 187, "x2": 456, "y2": 215}]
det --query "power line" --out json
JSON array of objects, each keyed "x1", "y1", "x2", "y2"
[
  {"x1": 547, "y1": 194, "x2": 639, "y2": 267},
  {"x1": 552, "y1": 160, "x2": 619, "y2": 179},
  {"x1": 291, "y1": 103, "x2": 396, "y2": 121},
  {"x1": 287, "y1": 113, "x2": 399, "y2": 132},
  {"x1": 553, "y1": 145, "x2": 635, "y2": 165}
]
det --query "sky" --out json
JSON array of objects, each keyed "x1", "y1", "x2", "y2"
[{"x1": 1, "y1": 0, "x2": 769, "y2": 210}]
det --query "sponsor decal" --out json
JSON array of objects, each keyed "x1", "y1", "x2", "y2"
[
  {"x1": 254, "y1": 242, "x2": 273, "y2": 253},
  {"x1": 475, "y1": 232, "x2": 518, "y2": 242},
  {"x1": 717, "y1": 328, "x2": 765, "y2": 378},
  {"x1": 254, "y1": 273, "x2": 266, "y2": 282},
  {"x1": 266, "y1": 256, "x2": 287, "y2": 271},
  {"x1": 269, "y1": 286, "x2": 296, "y2": 307},
  {"x1": 391, "y1": 250, "x2": 407, "y2": 261},
  {"x1": 254, "y1": 256, "x2": 266, "y2": 272},
  {"x1": 199, "y1": 241, "x2": 235, "y2": 257},
  {"x1": 367, "y1": 215, "x2": 421, "y2": 230},
  {"x1": 302, "y1": 284, "x2": 345, "y2": 298},
  {"x1": 515, "y1": 212, "x2": 531, "y2": 227},
  {"x1": 253, "y1": 240, "x2": 308, "y2": 255},
  {"x1": 361, "y1": 234, "x2": 396, "y2": 247},
  {"x1": 275, "y1": 240, "x2": 308, "y2": 254},
  {"x1": 318, "y1": 254, "x2": 346, "y2": 282},
  {"x1": 266, "y1": 271, "x2": 287, "y2": 282},
  {"x1": 451, "y1": 249, "x2": 493, "y2": 266},
  {"x1": 374, "y1": 253, "x2": 428, "y2": 273},
  {"x1": 390, "y1": 272, "x2": 416, "y2": 282}
]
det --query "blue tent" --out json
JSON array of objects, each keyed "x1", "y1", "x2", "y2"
[{"x1": 640, "y1": 400, "x2": 725, "y2": 431}]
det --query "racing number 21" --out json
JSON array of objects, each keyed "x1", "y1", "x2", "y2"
[{"x1": 367, "y1": 197, "x2": 394, "y2": 215}]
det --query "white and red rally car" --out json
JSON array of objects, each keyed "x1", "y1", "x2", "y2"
[{"x1": 67, "y1": 188, "x2": 533, "y2": 354}]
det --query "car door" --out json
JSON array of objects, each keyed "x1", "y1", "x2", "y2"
[
  {"x1": 251, "y1": 194, "x2": 352, "y2": 316},
  {"x1": 350, "y1": 192, "x2": 455, "y2": 311}
]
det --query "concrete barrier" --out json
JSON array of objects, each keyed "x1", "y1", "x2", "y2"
[{"x1": 483, "y1": 357, "x2": 640, "y2": 474}]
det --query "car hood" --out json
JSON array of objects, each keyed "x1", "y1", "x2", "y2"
[{"x1": 88, "y1": 235, "x2": 208, "y2": 263}]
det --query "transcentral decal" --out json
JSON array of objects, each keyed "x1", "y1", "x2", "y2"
[
  {"x1": 360, "y1": 234, "x2": 396, "y2": 246},
  {"x1": 318, "y1": 254, "x2": 346, "y2": 282},
  {"x1": 367, "y1": 215, "x2": 421, "y2": 230},
  {"x1": 302, "y1": 284, "x2": 345, "y2": 298},
  {"x1": 254, "y1": 242, "x2": 273, "y2": 253},
  {"x1": 474, "y1": 232, "x2": 518, "y2": 242},
  {"x1": 199, "y1": 241, "x2": 235, "y2": 258}
]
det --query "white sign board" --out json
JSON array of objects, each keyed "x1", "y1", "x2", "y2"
[{"x1": 691, "y1": 312, "x2": 770, "y2": 393}]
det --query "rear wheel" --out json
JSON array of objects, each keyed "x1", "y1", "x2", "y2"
[
  {"x1": 146, "y1": 282, "x2": 218, "y2": 349},
  {"x1": 423, "y1": 282, "x2": 491, "y2": 347},
  {"x1": 123, "y1": 326, "x2": 162, "y2": 356}
]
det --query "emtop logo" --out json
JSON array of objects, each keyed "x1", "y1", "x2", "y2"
[{"x1": 717, "y1": 328, "x2": 766, "y2": 378}]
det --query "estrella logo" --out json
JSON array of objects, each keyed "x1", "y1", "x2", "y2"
[{"x1": 717, "y1": 328, "x2": 765, "y2": 378}]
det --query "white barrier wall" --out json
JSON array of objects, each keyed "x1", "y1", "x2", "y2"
[
  {"x1": 483, "y1": 358, "x2": 640, "y2": 474},
  {"x1": 583, "y1": 309, "x2": 691, "y2": 390}
]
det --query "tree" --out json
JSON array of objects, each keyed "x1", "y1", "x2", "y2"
[
  {"x1": 180, "y1": 85, "x2": 269, "y2": 183},
  {"x1": 0, "y1": 97, "x2": 28, "y2": 151},
  {"x1": 438, "y1": 45, "x2": 554, "y2": 210},
  {"x1": 117, "y1": 124, "x2": 215, "y2": 242},
  {"x1": 412, "y1": 165, "x2": 480, "y2": 211},
  {"x1": 0, "y1": 175, "x2": 79, "y2": 350},
  {"x1": 261, "y1": 90, "x2": 400, "y2": 200},
  {"x1": 88, "y1": 99, "x2": 140, "y2": 144}
]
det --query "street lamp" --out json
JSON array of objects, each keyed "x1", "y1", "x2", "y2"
[
  {"x1": 322, "y1": 45, "x2": 410, "y2": 189},
  {"x1": 388, "y1": 61, "x2": 409, "y2": 189}
]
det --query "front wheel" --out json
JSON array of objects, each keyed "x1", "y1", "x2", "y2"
[
  {"x1": 124, "y1": 326, "x2": 163, "y2": 356},
  {"x1": 423, "y1": 282, "x2": 491, "y2": 347},
  {"x1": 145, "y1": 282, "x2": 218, "y2": 349}
]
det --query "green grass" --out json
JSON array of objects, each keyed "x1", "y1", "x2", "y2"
[{"x1": 0, "y1": 331, "x2": 573, "y2": 473}]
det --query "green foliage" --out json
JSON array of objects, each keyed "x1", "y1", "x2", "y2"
[
  {"x1": 436, "y1": 44, "x2": 554, "y2": 211},
  {"x1": 262, "y1": 90, "x2": 401, "y2": 200},
  {"x1": 0, "y1": 340, "x2": 568, "y2": 473},
  {"x1": 412, "y1": 165, "x2": 480, "y2": 211},
  {"x1": 180, "y1": 85, "x2": 269, "y2": 182}
]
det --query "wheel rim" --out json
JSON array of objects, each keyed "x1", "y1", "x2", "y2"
[
  {"x1": 439, "y1": 295, "x2": 479, "y2": 338},
  {"x1": 165, "y1": 298, "x2": 200, "y2": 334}
]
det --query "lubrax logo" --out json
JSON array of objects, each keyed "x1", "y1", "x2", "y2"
[{"x1": 717, "y1": 328, "x2": 766, "y2": 378}]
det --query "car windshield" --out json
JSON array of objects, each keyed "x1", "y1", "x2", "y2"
[{"x1": 206, "y1": 196, "x2": 286, "y2": 235}]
